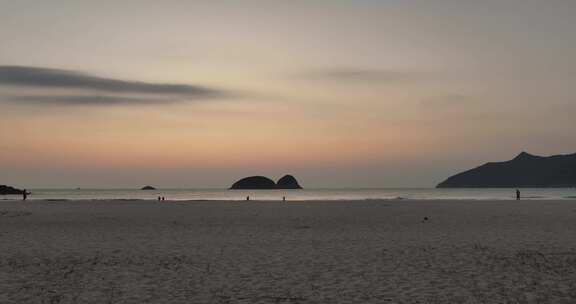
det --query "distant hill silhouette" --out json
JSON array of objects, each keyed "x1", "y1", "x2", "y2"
[
  {"x1": 230, "y1": 175, "x2": 304, "y2": 190},
  {"x1": 141, "y1": 185, "x2": 156, "y2": 190},
  {"x1": 437, "y1": 152, "x2": 576, "y2": 188},
  {"x1": 0, "y1": 185, "x2": 25, "y2": 195}
]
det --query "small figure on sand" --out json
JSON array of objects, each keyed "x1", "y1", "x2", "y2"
[
  {"x1": 246, "y1": 196, "x2": 250, "y2": 201},
  {"x1": 516, "y1": 189, "x2": 521, "y2": 200},
  {"x1": 22, "y1": 189, "x2": 28, "y2": 201},
  {"x1": 283, "y1": 196, "x2": 286, "y2": 202}
]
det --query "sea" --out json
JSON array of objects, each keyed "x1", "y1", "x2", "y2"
[{"x1": 2, "y1": 188, "x2": 576, "y2": 201}]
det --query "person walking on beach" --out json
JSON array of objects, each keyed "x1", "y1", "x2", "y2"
[
  {"x1": 22, "y1": 189, "x2": 28, "y2": 201},
  {"x1": 516, "y1": 189, "x2": 521, "y2": 200}
]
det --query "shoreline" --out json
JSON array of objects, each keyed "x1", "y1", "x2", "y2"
[
  {"x1": 2, "y1": 197, "x2": 576, "y2": 202},
  {"x1": 3, "y1": 188, "x2": 575, "y2": 202}
]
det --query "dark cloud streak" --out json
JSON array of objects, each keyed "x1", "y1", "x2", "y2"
[
  {"x1": 0, "y1": 65, "x2": 225, "y2": 97},
  {"x1": 7, "y1": 95, "x2": 180, "y2": 106}
]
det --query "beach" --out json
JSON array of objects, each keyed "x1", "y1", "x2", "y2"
[{"x1": 1, "y1": 199, "x2": 576, "y2": 303}]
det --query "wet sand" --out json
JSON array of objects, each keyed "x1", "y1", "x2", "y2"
[{"x1": 1, "y1": 199, "x2": 576, "y2": 303}]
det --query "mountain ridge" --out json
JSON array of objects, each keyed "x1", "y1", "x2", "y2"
[{"x1": 437, "y1": 152, "x2": 576, "y2": 188}]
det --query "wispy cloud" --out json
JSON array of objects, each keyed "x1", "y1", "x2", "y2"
[
  {"x1": 0, "y1": 65, "x2": 231, "y2": 105},
  {"x1": 298, "y1": 67, "x2": 429, "y2": 83},
  {"x1": 420, "y1": 94, "x2": 478, "y2": 108}
]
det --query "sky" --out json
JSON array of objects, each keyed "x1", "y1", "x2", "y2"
[{"x1": 1, "y1": 0, "x2": 575, "y2": 188}]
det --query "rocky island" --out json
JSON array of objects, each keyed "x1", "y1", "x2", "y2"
[
  {"x1": 437, "y1": 152, "x2": 576, "y2": 188},
  {"x1": 276, "y1": 175, "x2": 303, "y2": 189},
  {"x1": 0, "y1": 185, "x2": 25, "y2": 195},
  {"x1": 230, "y1": 176, "x2": 277, "y2": 189},
  {"x1": 230, "y1": 175, "x2": 303, "y2": 190}
]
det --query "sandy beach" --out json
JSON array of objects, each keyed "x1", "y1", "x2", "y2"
[{"x1": 1, "y1": 199, "x2": 576, "y2": 303}]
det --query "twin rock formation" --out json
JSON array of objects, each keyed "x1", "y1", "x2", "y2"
[
  {"x1": 437, "y1": 152, "x2": 576, "y2": 188},
  {"x1": 230, "y1": 175, "x2": 302, "y2": 190}
]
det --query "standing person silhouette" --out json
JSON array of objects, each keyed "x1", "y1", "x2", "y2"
[
  {"x1": 22, "y1": 189, "x2": 28, "y2": 201},
  {"x1": 516, "y1": 189, "x2": 521, "y2": 200}
]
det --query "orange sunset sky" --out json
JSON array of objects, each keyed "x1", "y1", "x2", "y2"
[{"x1": 1, "y1": 0, "x2": 575, "y2": 188}]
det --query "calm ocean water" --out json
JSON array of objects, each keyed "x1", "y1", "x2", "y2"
[{"x1": 2, "y1": 188, "x2": 575, "y2": 201}]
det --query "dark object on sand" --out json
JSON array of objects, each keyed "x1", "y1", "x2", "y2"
[
  {"x1": 230, "y1": 176, "x2": 277, "y2": 189},
  {"x1": 516, "y1": 189, "x2": 521, "y2": 200},
  {"x1": 141, "y1": 186, "x2": 156, "y2": 190},
  {"x1": 437, "y1": 152, "x2": 576, "y2": 188},
  {"x1": 276, "y1": 175, "x2": 303, "y2": 189},
  {"x1": 0, "y1": 185, "x2": 25, "y2": 195}
]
